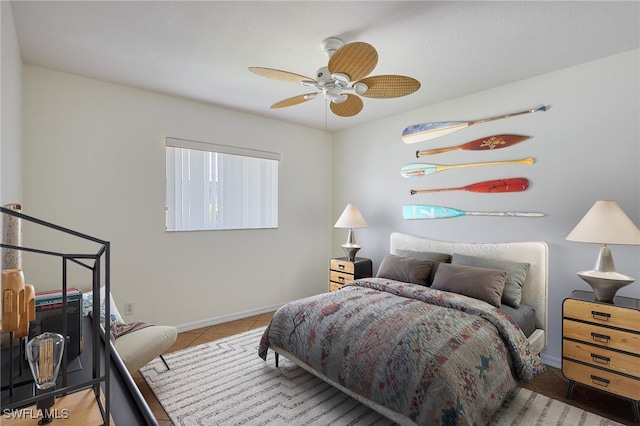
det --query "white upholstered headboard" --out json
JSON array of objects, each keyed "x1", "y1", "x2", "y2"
[{"x1": 390, "y1": 232, "x2": 548, "y2": 353}]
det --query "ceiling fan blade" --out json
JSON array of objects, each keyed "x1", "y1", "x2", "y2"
[
  {"x1": 358, "y1": 75, "x2": 421, "y2": 98},
  {"x1": 328, "y1": 42, "x2": 378, "y2": 82},
  {"x1": 249, "y1": 67, "x2": 315, "y2": 84},
  {"x1": 270, "y1": 93, "x2": 317, "y2": 109},
  {"x1": 330, "y1": 95, "x2": 364, "y2": 117}
]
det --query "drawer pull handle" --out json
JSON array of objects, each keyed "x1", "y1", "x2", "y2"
[
  {"x1": 338, "y1": 264, "x2": 345, "y2": 270},
  {"x1": 338, "y1": 276, "x2": 345, "y2": 283},
  {"x1": 590, "y1": 353, "x2": 611, "y2": 365},
  {"x1": 591, "y1": 310, "x2": 611, "y2": 321},
  {"x1": 590, "y1": 375, "x2": 610, "y2": 388},
  {"x1": 591, "y1": 332, "x2": 610, "y2": 344}
]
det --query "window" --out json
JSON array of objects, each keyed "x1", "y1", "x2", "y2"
[{"x1": 165, "y1": 137, "x2": 280, "y2": 231}]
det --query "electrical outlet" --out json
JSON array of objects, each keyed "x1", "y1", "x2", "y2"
[{"x1": 124, "y1": 302, "x2": 134, "y2": 315}]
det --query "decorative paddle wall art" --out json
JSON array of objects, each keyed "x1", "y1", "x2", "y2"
[
  {"x1": 416, "y1": 134, "x2": 529, "y2": 158},
  {"x1": 402, "y1": 205, "x2": 545, "y2": 220},
  {"x1": 410, "y1": 178, "x2": 529, "y2": 195},
  {"x1": 401, "y1": 106, "x2": 547, "y2": 144},
  {"x1": 401, "y1": 157, "x2": 534, "y2": 178}
]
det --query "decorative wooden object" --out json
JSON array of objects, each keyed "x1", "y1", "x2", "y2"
[
  {"x1": 15, "y1": 284, "x2": 35, "y2": 338},
  {"x1": 402, "y1": 106, "x2": 547, "y2": 144},
  {"x1": 401, "y1": 157, "x2": 534, "y2": 178},
  {"x1": 2, "y1": 269, "x2": 25, "y2": 333},
  {"x1": 415, "y1": 134, "x2": 530, "y2": 157},
  {"x1": 403, "y1": 205, "x2": 544, "y2": 219},
  {"x1": 410, "y1": 178, "x2": 529, "y2": 195},
  {"x1": 1, "y1": 269, "x2": 35, "y2": 338}
]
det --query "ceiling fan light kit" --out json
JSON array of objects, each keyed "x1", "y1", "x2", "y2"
[{"x1": 249, "y1": 37, "x2": 420, "y2": 117}]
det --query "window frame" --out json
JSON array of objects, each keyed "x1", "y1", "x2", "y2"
[{"x1": 165, "y1": 137, "x2": 281, "y2": 232}]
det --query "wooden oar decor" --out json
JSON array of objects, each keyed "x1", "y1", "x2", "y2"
[
  {"x1": 401, "y1": 157, "x2": 534, "y2": 178},
  {"x1": 416, "y1": 135, "x2": 529, "y2": 158},
  {"x1": 402, "y1": 106, "x2": 547, "y2": 144},
  {"x1": 410, "y1": 178, "x2": 529, "y2": 195},
  {"x1": 403, "y1": 205, "x2": 544, "y2": 219}
]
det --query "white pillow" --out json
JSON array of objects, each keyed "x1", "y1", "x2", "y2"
[{"x1": 81, "y1": 286, "x2": 125, "y2": 326}]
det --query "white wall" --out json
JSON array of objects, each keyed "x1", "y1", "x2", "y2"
[
  {"x1": 332, "y1": 50, "x2": 640, "y2": 368},
  {"x1": 1, "y1": 1, "x2": 22, "y2": 205},
  {"x1": 22, "y1": 66, "x2": 333, "y2": 328}
]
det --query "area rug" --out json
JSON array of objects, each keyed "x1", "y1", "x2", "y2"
[{"x1": 141, "y1": 327, "x2": 623, "y2": 426}]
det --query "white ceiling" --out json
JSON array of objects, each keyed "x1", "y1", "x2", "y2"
[{"x1": 10, "y1": 1, "x2": 640, "y2": 132}]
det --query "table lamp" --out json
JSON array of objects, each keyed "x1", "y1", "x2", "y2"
[
  {"x1": 334, "y1": 204, "x2": 368, "y2": 261},
  {"x1": 566, "y1": 200, "x2": 640, "y2": 301}
]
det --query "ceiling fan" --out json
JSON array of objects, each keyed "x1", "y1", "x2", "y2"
[{"x1": 249, "y1": 38, "x2": 420, "y2": 117}]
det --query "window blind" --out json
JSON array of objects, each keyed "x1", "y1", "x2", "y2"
[{"x1": 166, "y1": 138, "x2": 280, "y2": 231}]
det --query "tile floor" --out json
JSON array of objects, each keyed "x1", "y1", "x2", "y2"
[{"x1": 133, "y1": 312, "x2": 637, "y2": 426}]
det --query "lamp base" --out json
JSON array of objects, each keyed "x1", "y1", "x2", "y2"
[
  {"x1": 341, "y1": 244, "x2": 361, "y2": 262},
  {"x1": 577, "y1": 270, "x2": 635, "y2": 302}
]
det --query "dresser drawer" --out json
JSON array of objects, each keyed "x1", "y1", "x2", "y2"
[
  {"x1": 563, "y1": 359, "x2": 640, "y2": 400},
  {"x1": 564, "y1": 298, "x2": 640, "y2": 330},
  {"x1": 330, "y1": 258, "x2": 354, "y2": 274},
  {"x1": 330, "y1": 270, "x2": 354, "y2": 285},
  {"x1": 563, "y1": 319, "x2": 640, "y2": 355},
  {"x1": 563, "y1": 339, "x2": 640, "y2": 378}
]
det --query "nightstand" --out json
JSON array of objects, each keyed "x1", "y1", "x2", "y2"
[
  {"x1": 562, "y1": 290, "x2": 640, "y2": 422},
  {"x1": 329, "y1": 257, "x2": 372, "y2": 291}
]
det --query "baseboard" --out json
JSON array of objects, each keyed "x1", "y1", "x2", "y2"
[
  {"x1": 541, "y1": 352, "x2": 561, "y2": 369},
  {"x1": 174, "y1": 303, "x2": 283, "y2": 333}
]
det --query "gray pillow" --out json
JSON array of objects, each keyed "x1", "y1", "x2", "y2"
[
  {"x1": 451, "y1": 253, "x2": 530, "y2": 308},
  {"x1": 392, "y1": 249, "x2": 452, "y2": 286},
  {"x1": 431, "y1": 263, "x2": 507, "y2": 308},
  {"x1": 376, "y1": 254, "x2": 434, "y2": 286}
]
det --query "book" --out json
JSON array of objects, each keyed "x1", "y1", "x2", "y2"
[{"x1": 29, "y1": 289, "x2": 83, "y2": 361}]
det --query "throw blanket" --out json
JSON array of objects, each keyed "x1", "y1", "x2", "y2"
[
  {"x1": 259, "y1": 278, "x2": 543, "y2": 426},
  {"x1": 109, "y1": 321, "x2": 153, "y2": 342}
]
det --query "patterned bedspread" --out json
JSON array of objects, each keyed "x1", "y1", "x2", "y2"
[{"x1": 259, "y1": 278, "x2": 543, "y2": 426}]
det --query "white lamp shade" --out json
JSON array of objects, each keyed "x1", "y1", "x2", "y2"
[
  {"x1": 334, "y1": 204, "x2": 368, "y2": 228},
  {"x1": 566, "y1": 200, "x2": 640, "y2": 245}
]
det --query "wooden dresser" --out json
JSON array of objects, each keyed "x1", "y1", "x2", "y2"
[
  {"x1": 329, "y1": 257, "x2": 372, "y2": 291},
  {"x1": 562, "y1": 290, "x2": 640, "y2": 422}
]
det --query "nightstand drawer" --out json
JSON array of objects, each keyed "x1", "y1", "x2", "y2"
[
  {"x1": 563, "y1": 359, "x2": 640, "y2": 400},
  {"x1": 330, "y1": 270, "x2": 354, "y2": 285},
  {"x1": 563, "y1": 319, "x2": 640, "y2": 355},
  {"x1": 563, "y1": 340, "x2": 640, "y2": 377},
  {"x1": 564, "y1": 299, "x2": 640, "y2": 330},
  {"x1": 329, "y1": 257, "x2": 372, "y2": 292},
  {"x1": 329, "y1": 282, "x2": 344, "y2": 292},
  {"x1": 330, "y1": 258, "x2": 355, "y2": 274}
]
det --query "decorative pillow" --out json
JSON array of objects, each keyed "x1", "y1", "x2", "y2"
[
  {"x1": 376, "y1": 254, "x2": 434, "y2": 286},
  {"x1": 431, "y1": 263, "x2": 507, "y2": 308},
  {"x1": 451, "y1": 253, "x2": 530, "y2": 308},
  {"x1": 391, "y1": 249, "x2": 452, "y2": 286},
  {"x1": 82, "y1": 287, "x2": 125, "y2": 327}
]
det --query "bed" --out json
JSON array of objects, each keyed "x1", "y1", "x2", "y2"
[{"x1": 259, "y1": 233, "x2": 548, "y2": 425}]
